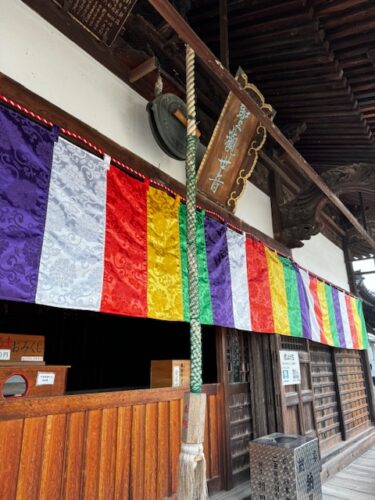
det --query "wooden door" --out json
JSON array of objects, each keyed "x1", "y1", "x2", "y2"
[
  {"x1": 216, "y1": 328, "x2": 253, "y2": 488},
  {"x1": 216, "y1": 328, "x2": 278, "y2": 489},
  {"x1": 226, "y1": 329, "x2": 253, "y2": 486},
  {"x1": 278, "y1": 337, "x2": 317, "y2": 437}
]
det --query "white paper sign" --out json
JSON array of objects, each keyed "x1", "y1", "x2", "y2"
[
  {"x1": 36, "y1": 372, "x2": 56, "y2": 386},
  {"x1": 21, "y1": 356, "x2": 43, "y2": 362},
  {"x1": 280, "y1": 350, "x2": 301, "y2": 386},
  {"x1": 173, "y1": 366, "x2": 180, "y2": 387},
  {"x1": 0, "y1": 349, "x2": 11, "y2": 360}
]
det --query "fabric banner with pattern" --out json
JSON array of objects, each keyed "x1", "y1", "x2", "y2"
[{"x1": 0, "y1": 104, "x2": 369, "y2": 349}]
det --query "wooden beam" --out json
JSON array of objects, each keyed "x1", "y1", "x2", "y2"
[
  {"x1": 129, "y1": 56, "x2": 158, "y2": 83},
  {"x1": 147, "y1": 0, "x2": 375, "y2": 250}
]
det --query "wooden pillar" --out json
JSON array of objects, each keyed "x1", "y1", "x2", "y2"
[
  {"x1": 331, "y1": 349, "x2": 347, "y2": 440},
  {"x1": 249, "y1": 334, "x2": 278, "y2": 437},
  {"x1": 269, "y1": 335, "x2": 286, "y2": 433},
  {"x1": 249, "y1": 334, "x2": 268, "y2": 438},
  {"x1": 215, "y1": 327, "x2": 233, "y2": 490},
  {"x1": 343, "y1": 236, "x2": 357, "y2": 295},
  {"x1": 264, "y1": 335, "x2": 278, "y2": 434},
  {"x1": 269, "y1": 171, "x2": 284, "y2": 241}
]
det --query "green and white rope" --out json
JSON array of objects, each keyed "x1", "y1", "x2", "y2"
[{"x1": 186, "y1": 45, "x2": 202, "y2": 394}]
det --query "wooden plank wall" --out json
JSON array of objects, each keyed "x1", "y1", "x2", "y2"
[{"x1": 0, "y1": 384, "x2": 222, "y2": 500}]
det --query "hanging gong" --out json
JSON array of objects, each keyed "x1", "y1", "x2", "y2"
[
  {"x1": 147, "y1": 93, "x2": 187, "y2": 160},
  {"x1": 147, "y1": 93, "x2": 206, "y2": 164}
]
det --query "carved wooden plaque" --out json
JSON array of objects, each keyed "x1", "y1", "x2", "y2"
[
  {"x1": 65, "y1": 0, "x2": 137, "y2": 46},
  {"x1": 197, "y1": 69, "x2": 272, "y2": 212}
]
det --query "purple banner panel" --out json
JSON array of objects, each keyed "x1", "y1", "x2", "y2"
[
  {"x1": 331, "y1": 287, "x2": 346, "y2": 348},
  {"x1": 204, "y1": 216, "x2": 234, "y2": 328},
  {"x1": 0, "y1": 105, "x2": 55, "y2": 302}
]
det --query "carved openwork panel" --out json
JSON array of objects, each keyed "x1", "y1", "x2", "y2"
[{"x1": 226, "y1": 329, "x2": 250, "y2": 383}]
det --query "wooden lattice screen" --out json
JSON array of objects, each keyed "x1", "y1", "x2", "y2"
[
  {"x1": 335, "y1": 349, "x2": 371, "y2": 439},
  {"x1": 310, "y1": 344, "x2": 343, "y2": 451}
]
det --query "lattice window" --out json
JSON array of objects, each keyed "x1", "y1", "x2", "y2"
[
  {"x1": 280, "y1": 337, "x2": 308, "y2": 351},
  {"x1": 226, "y1": 329, "x2": 250, "y2": 383}
]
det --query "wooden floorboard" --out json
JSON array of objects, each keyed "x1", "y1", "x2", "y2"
[
  {"x1": 210, "y1": 481, "x2": 250, "y2": 500},
  {"x1": 210, "y1": 444, "x2": 375, "y2": 499},
  {"x1": 322, "y1": 444, "x2": 375, "y2": 500}
]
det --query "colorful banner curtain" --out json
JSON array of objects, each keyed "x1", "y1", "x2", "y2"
[{"x1": 0, "y1": 104, "x2": 369, "y2": 350}]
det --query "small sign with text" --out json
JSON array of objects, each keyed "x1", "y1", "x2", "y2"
[
  {"x1": 0, "y1": 349, "x2": 10, "y2": 361},
  {"x1": 280, "y1": 350, "x2": 301, "y2": 386},
  {"x1": 36, "y1": 372, "x2": 56, "y2": 386}
]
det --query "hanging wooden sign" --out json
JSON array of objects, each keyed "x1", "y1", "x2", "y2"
[
  {"x1": 54, "y1": 0, "x2": 137, "y2": 46},
  {"x1": 197, "y1": 68, "x2": 272, "y2": 212}
]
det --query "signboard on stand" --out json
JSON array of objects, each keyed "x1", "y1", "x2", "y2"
[{"x1": 280, "y1": 350, "x2": 301, "y2": 386}]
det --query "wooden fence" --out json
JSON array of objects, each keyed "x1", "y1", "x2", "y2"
[{"x1": 0, "y1": 384, "x2": 223, "y2": 500}]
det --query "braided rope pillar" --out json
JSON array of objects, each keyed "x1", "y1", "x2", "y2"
[
  {"x1": 185, "y1": 45, "x2": 202, "y2": 394},
  {"x1": 177, "y1": 45, "x2": 207, "y2": 500}
]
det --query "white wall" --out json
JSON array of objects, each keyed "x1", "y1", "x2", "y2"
[
  {"x1": 236, "y1": 183, "x2": 274, "y2": 237},
  {"x1": 0, "y1": 0, "x2": 274, "y2": 237},
  {"x1": 292, "y1": 233, "x2": 350, "y2": 291}
]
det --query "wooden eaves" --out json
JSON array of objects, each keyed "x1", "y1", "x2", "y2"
[{"x1": 148, "y1": 0, "x2": 375, "y2": 250}]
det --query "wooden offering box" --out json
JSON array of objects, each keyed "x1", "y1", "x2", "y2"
[
  {"x1": 0, "y1": 333, "x2": 45, "y2": 363},
  {"x1": 150, "y1": 360, "x2": 190, "y2": 388},
  {"x1": 0, "y1": 365, "x2": 70, "y2": 399}
]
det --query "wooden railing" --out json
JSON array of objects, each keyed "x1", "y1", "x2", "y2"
[{"x1": 0, "y1": 384, "x2": 223, "y2": 500}]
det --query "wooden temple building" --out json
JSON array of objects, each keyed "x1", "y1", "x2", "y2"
[{"x1": 0, "y1": 0, "x2": 375, "y2": 498}]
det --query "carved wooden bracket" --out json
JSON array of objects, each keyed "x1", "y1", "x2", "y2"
[{"x1": 279, "y1": 163, "x2": 375, "y2": 248}]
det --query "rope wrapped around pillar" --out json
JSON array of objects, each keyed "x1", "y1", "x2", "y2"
[
  {"x1": 186, "y1": 44, "x2": 202, "y2": 395},
  {"x1": 177, "y1": 45, "x2": 208, "y2": 500}
]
